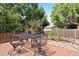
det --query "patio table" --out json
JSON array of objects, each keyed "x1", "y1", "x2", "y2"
[
  {"x1": 15, "y1": 34, "x2": 47, "y2": 56},
  {"x1": 15, "y1": 34, "x2": 45, "y2": 55},
  {"x1": 16, "y1": 34, "x2": 41, "y2": 40},
  {"x1": 16, "y1": 34, "x2": 42, "y2": 45}
]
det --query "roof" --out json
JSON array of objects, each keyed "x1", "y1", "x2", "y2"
[
  {"x1": 44, "y1": 23, "x2": 56, "y2": 31},
  {"x1": 45, "y1": 23, "x2": 55, "y2": 28}
]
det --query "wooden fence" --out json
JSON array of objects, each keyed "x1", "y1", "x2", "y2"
[
  {"x1": 51, "y1": 29, "x2": 79, "y2": 44},
  {"x1": 51, "y1": 29, "x2": 79, "y2": 39},
  {"x1": 0, "y1": 22, "x2": 28, "y2": 43},
  {"x1": 0, "y1": 32, "x2": 27, "y2": 43}
]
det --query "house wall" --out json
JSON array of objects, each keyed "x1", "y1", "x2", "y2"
[{"x1": 77, "y1": 26, "x2": 79, "y2": 29}]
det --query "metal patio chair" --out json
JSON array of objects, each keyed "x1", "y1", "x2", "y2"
[
  {"x1": 31, "y1": 34, "x2": 48, "y2": 56},
  {"x1": 8, "y1": 40, "x2": 25, "y2": 56}
]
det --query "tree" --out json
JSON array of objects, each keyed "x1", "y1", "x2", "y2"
[
  {"x1": 40, "y1": 15, "x2": 49, "y2": 28},
  {"x1": 0, "y1": 4, "x2": 23, "y2": 32},
  {"x1": 0, "y1": 3, "x2": 49, "y2": 32},
  {"x1": 51, "y1": 3, "x2": 79, "y2": 28}
]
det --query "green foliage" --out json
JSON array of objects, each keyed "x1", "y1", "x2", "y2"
[
  {"x1": 41, "y1": 16, "x2": 49, "y2": 28},
  {"x1": 0, "y1": 3, "x2": 49, "y2": 32},
  {"x1": 51, "y1": 3, "x2": 79, "y2": 28},
  {"x1": 47, "y1": 31, "x2": 58, "y2": 39},
  {"x1": 27, "y1": 20, "x2": 44, "y2": 34}
]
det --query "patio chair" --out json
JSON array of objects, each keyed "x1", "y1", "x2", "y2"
[
  {"x1": 41, "y1": 34, "x2": 56, "y2": 56},
  {"x1": 32, "y1": 34, "x2": 56, "y2": 56},
  {"x1": 8, "y1": 40, "x2": 25, "y2": 56},
  {"x1": 31, "y1": 34, "x2": 48, "y2": 56}
]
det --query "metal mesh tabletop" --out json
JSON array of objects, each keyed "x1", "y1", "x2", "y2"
[{"x1": 16, "y1": 34, "x2": 41, "y2": 40}]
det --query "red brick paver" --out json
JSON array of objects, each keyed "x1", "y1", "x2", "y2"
[
  {"x1": 45, "y1": 44, "x2": 79, "y2": 56},
  {"x1": 0, "y1": 42, "x2": 79, "y2": 56}
]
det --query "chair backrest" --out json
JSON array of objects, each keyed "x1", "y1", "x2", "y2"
[
  {"x1": 31, "y1": 35, "x2": 48, "y2": 49},
  {"x1": 40, "y1": 35, "x2": 48, "y2": 46}
]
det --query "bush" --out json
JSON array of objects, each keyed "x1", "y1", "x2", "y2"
[
  {"x1": 47, "y1": 31, "x2": 58, "y2": 40},
  {"x1": 47, "y1": 31, "x2": 71, "y2": 42}
]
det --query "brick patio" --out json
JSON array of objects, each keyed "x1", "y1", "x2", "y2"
[{"x1": 0, "y1": 42, "x2": 79, "y2": 56}]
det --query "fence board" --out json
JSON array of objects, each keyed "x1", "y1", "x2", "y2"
[
  {"x1": 0, "y1": 32, "x2": 27, "y2": 43},
  {"x1": 51, "y1": 29, "x2": 79, "y2": 39}
]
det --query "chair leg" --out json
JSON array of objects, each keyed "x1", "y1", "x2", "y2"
[
  {"x1": 8, "y1": 48, "x2": 13, "y2": 55},
  {"x1": 38, "y1": 48, "x2": 47, "y2": 56},
  {"x1": 33, "y1": 47, "x2": 45, "y2": 56},
  {"x1": 38, "y1": 48, "x2": 45, "y2": 56},
  {"x1": 33, "y1": 51, "x2": 40, "y2": 56},
  {"x1": 8, "y1": 46, "x2": 19, "y2": 56},
  {"x1": 8, "y1": 48, "x2": 17, "y2": 56},
  {"x1": 17, "y1": 49, "x2": 22, "y2": 55},
  {"x1": 33, "y1": 48, "x2": 39, "y2": 56},
  {"x1": 33, "y1": 52, "x2": 38, "y2": 56}
]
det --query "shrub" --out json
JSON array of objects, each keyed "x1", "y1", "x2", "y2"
[
  {"x1": 47, "y1": 31, "x2": 59, "y2": 40},
  {"x1": 47, "y1": 31, "x2": 71, "y2": 42}
]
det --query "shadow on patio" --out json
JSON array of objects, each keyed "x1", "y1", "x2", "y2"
[{"x1": 0, "y1": 42, "x2": 79, "y2": 56}]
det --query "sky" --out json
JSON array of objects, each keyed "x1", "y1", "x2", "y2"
[{"x1": 38, "y1": 3, "x2": 56, "y2": 24}]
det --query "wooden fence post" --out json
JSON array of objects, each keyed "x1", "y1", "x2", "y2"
[{"x1": 75, "y1": 29, "x2": 76, "y2": 39}]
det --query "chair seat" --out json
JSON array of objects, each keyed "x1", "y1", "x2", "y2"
[
  {"x1": 10, "y1": 41, "x2": 24, "y2": 47},
  {"x1": 31, "y1": 44, "x2": 41, "y2": 48}
]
